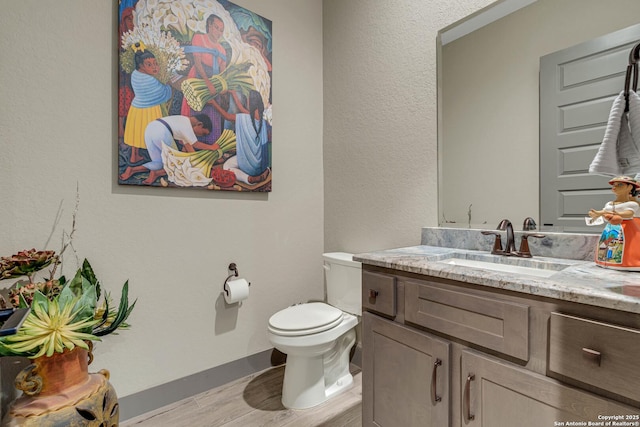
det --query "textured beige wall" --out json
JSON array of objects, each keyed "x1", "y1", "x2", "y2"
[
  {"x1": 0, "y1": 0, "x2": 324, "y2": 398},
  {"x1": 323, "y1": 0, "x2": 494, "y2": 253}
]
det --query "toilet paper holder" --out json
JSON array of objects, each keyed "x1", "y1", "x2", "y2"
[{"x1": 224, "y1": 263, "x2": 250, "y2": 297}]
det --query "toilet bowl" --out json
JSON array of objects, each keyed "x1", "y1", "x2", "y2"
[{"x1": 267, "y1": 253, "x2": 361, "y2": 409}]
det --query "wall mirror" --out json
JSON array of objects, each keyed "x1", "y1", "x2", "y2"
[{"x1": 437, "y1": 0, "x2": 640, "y2": 232}]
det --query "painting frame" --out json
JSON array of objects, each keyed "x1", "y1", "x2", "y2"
[{"x1": 117, "y1": 0, "x2": 272, "y2": 192}]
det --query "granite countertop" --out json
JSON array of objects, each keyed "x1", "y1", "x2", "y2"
[{"x1": 353, "y1": 228, "x2": 640, "y2": 315}]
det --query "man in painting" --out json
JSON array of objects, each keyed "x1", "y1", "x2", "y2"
[
  {"x1": 119, "y1": 114, "x2": 213, "y2": 185},
  {"x1": 181, "y1": 14, "x2": 228, "y2": 144}
]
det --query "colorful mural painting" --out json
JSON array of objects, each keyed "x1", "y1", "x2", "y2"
[{"x1": 118, "y1": 0, "x2": 272, "y2": 192}]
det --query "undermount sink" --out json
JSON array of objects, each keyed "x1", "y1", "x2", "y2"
[{"x1": 435, "y1": 252, "x2": 573, "y2": 278}]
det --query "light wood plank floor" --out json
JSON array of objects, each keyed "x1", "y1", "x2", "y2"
[{"x1": 121, "y1": 365, "x2": 362, "y2": 427}]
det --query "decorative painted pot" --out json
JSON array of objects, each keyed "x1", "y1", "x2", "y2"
[{"x1": 2, "y1": 346, "x2": 119, "y2": 426}]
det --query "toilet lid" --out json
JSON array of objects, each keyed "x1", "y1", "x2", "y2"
[{"x1": 268, "y1": 302, "x2": 344, "y2": 336}]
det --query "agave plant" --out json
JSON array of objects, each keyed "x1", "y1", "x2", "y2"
[
  {"x1": 1, "y1": 290, "x2": 99, "y2": 358},
  {"x1": 0, "y1": 258, "x2": 136, "y2": 359}
]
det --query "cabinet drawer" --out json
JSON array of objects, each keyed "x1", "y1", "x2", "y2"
[
  {"x1": 405, "y1": 280, "x2": 529, "y2": 360},
  {"x1": 549, "y1": 312, "x2": 640, "y2": 402},
  {"x1": 362, "y1": 270, "x2": 396, "y2": 317}
]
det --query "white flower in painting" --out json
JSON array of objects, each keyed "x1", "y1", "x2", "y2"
[
  {"x1": 170, "y1": 3, "x2": 187, "y2": 30},
  {"x1": 169, "y1": 158, "x2": 208, "y2": 187},
  {"x1": 263, "y1": 105, "x2": 272, "y2": 126},
  {"x1": 186, "y1": 18, "x2": 201, "y2": 34},
  {"x1": 171, "y1": 169, "x2": 189, "y2": 187},
  {"x1": 163, "y1": 14, "x2": 179, "y2": 32},
  {"x1": 172, "y1": 159, "x2": 193, "y2": 187},
  {"x1": 151, "y1": 7, "x2": 166, "y2": 26},
  {"x1": 121, "y1": 26, "x2": 187, "y2": 79},
  {"x1": 195, "y1": 0, "x2": 217, "y2": 10},
  {"x1": 183, "y1": 2, "x2": 196, "y2": 17},
  {"x1": 163, "y1": 148, "x2": 182, "y2": 171},
  {"x1": 183, "y1": 159, "x2": 211, "y2": 187},
  {"x1": 161, "y1": 144, "x2": 212, "y2": 187}
]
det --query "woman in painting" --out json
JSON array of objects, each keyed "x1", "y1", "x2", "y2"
[
  {"x1": 123, "y1": 43, "x2": 173, "y2": 164},
  {"x1": 588, "y1": 176, "x2": 640, "y2": 270},
  {"x1": 181, "y1": 14, "x2": 228, "y2": 145},
  {"x1": 207, "y1": 90, "x2": 270, "y2": 185}
]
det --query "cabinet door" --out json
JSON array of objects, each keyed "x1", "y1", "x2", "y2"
[
  {"x1": 461, "y1": 349, "x2": 638, "y2": 427},
  {"x1": 362, "y1": 312, "x2": 450, "y2": 427}
]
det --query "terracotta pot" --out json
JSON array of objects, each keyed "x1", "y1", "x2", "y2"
[{"x1": 2, "y1": 346, "x2": 119, "y2": 426}]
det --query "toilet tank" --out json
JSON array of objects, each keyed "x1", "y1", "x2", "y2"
[{"x1": 323, "y1": 252, "x2": 362, "y2": 316}]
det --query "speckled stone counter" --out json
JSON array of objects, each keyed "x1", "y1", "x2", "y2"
[{"x1": 354, "y1": 227, "x2": 640, "y2": 314}]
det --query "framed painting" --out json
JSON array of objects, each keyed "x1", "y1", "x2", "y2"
[{"x1": 118, "y1": 0, "x2": 272, "y2": 192}]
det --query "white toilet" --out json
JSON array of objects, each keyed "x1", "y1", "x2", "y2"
[{"x1": 267, "y1": 252, "x2": 361, "y2": 409}]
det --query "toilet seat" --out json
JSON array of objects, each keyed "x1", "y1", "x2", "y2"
[{"x1": 268, "y1": 302, "x2": 344, "y2": 336}]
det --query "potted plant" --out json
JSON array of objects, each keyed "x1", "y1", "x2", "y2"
[{"x1": 0, "y1": 248, "x2": 136, "y2": 426}]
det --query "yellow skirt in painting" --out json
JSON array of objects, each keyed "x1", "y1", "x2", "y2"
[{"x1": 123, "y1": 105, "x2": 164, "y2": 149}]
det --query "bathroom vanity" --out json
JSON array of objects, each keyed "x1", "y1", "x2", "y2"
[{"x1": 355, "y1": 228, "x2": 640, "y2": 426}]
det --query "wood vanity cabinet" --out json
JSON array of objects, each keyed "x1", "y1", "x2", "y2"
[{"x1": 361, "y1": 266, "x2": 640, "y2": 427}]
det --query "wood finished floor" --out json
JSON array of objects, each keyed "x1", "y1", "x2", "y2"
[{"x1": 121, "y1": 365, "x2": 362, "y2": 427}]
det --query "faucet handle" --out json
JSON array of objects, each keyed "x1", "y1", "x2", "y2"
[
  {"x1": 481, "y1": 230, "x2": 504, "y2": 255},
  {"x1": 516, "y1": 233, "x2": 545, "y2": 258}
]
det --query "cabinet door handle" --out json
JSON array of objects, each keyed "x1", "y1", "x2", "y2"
[
  {"x1": 369, "y1": 289, "x2": 379, "y2": 299},
  {"x1": 432, "y1": 359, "x2": 442, "y2": 402},
  {"x1": 582, "y1": 347, "x2": 602, "y2": 366},
  {"x1": 465, "y1": 374, "x2": 475, "y2": 421}
]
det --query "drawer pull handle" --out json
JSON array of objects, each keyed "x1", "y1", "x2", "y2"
[
  {"x1": 582, "y1": 347, "x2": 602, "y2": 366},
  {"x1": 369, "y1": 289, "x2": 379, "y2": 299},
  {"x1": 465, "y1": 374, "x2": 475, "y2": 421},
  {"x1": 432, "y1": 359, "x2": 442, "y2": 402}
]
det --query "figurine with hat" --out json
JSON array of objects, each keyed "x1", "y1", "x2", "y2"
[{"x1": 588, "y1": 176, "x2": 640, "y2": 270}]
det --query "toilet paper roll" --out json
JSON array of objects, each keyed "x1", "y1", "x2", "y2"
[{"x1": 224, "y1": 278, "x2": 250, "y2": 304}]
